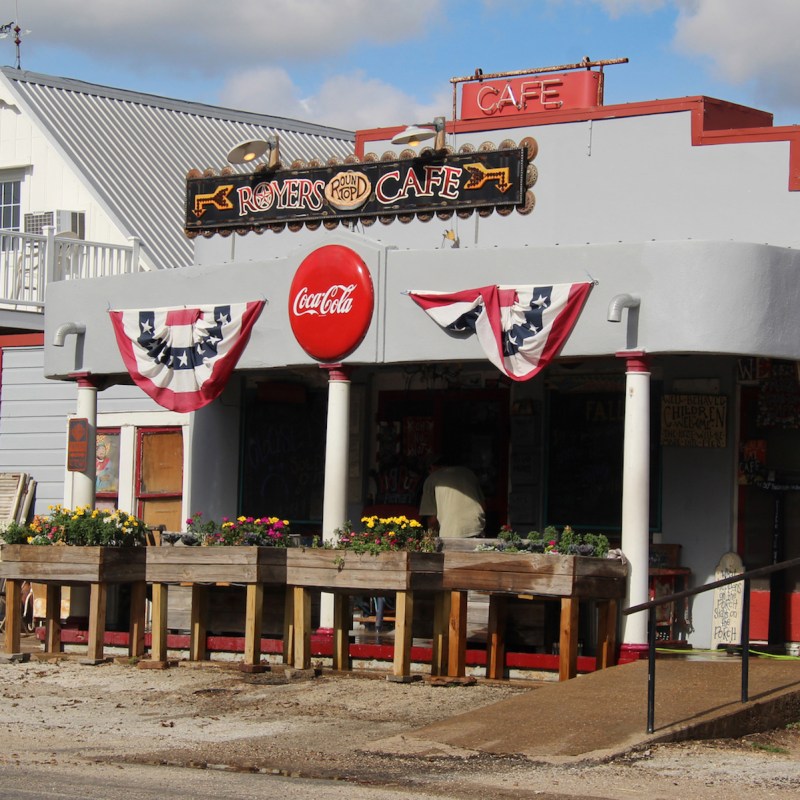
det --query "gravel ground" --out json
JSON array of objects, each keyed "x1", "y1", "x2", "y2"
[{"x1": 1, "y1": 654, "x2": 799, "y2": 799}]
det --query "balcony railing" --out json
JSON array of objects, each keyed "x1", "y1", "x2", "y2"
[{"x1": 0, "y1": 227, "x2": 145, "y2": 312}]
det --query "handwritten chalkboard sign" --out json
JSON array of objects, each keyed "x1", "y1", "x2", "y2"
[
  {"x1": 661, "y1": 394, "x2": 727, "y2": 448},
  {"x1": 241, "y1": 391, "x2": 327, "y2": 522},
  {"x1": 711, "y1": 552, "x2": 744, "y2": 650},
  {"x1": 757, "y1": 360, "x2": 800, "y2": 429},
  {"x1": 546, "y1": 384, "x2": 661, "y2": 530}
]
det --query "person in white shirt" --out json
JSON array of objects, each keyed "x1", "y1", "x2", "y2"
[{"x1": 419, "y1": 457, "x2": 485, "y2": 538}]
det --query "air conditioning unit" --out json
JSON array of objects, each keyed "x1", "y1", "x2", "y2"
[{"x1": 23, "y1": 209, "x2": 85, "y2": 239}]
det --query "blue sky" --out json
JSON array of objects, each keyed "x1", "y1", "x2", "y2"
[{"x1": 5, "y1": 1, "x2": 800, "y2": 130}]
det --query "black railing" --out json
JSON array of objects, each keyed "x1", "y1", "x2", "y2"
[{"x1": 624, "y1": 554, "x2": 800, "y2": 733}]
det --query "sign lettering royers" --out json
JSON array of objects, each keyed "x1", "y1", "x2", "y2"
[{"x1": 185, "y1": 147, "x2": 531, "y2": 234}]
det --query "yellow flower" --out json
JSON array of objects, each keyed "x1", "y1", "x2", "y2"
[{"x1": 26, "y1": 536, "x2": 33, "y2": 544}]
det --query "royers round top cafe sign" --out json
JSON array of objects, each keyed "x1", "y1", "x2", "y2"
[{"x1": 289, "y1": 245, "x2": 374, "y2": 362}]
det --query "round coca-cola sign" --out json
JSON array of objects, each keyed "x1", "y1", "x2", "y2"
[{"x1": 289, "y1": 245, "x2": 374, "y2": 361}]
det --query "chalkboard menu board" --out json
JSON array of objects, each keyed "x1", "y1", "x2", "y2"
[
  {"x1": 240, "y1": 390, "x2": 327, "y2": 523},
  {"x1": 546, "y1": 384, "x2": 661, "y2": 530}
]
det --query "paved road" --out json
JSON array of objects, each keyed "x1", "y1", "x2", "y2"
[{"x1": 0, "y1": 762, "x2": 589, "y2": 800}]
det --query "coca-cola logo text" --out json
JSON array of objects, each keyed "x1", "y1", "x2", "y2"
[{"x1": 292, "y1": 284, "x2": 356, "y2": 317}]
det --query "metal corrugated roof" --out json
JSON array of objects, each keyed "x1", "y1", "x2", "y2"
[{"x1": 0, "y1": 68, "x2": 355, "y2": 270}]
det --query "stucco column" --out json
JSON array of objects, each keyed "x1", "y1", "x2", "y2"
[
  {"x1": 319, "y1": 364, "x2": 351, "y2": 630},
  {"x1": 617, "y1": 351, "x2": 651, "y2": 652},
  {"x1": 70, "y1": 373, "x2": 100, "y2": 509}
]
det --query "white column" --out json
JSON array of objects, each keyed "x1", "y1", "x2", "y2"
[
  {"x1": 67, "y1": 374, "x2": 100, "y2": 620},
  {"x1": 72, "y1": 374, "x2": 99, "y2": 509},
  {"x1": 319, "y1": 364, "x2": 351, "y2": 630},
  {"x1": 618, "y1": 351, "x2": 651, "y2": 650}
]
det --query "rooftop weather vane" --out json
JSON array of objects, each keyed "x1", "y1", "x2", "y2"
[{"x1": 0, "y1": 20, "x2": 28, "y2": 69}]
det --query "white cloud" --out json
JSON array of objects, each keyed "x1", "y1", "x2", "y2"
[
  {"x1": 562, "y1": 0, "x2": 800, "y2": 113},
  {"x1": 673, "y1": 0, "x2": 800, "y2": 109},
  {"x1": 16, "y1": 0, "x2": 444, "y2": 72},
  {"x1": 222, "y1": 68, "x2": 451, "y2": 130}
]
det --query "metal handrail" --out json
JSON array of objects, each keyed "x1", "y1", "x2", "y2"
[{"x1": 623, "y1": 554, "x2": 800, "y2": 733}]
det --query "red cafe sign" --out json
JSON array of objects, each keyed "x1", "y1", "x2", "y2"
[
  {"x1": 289, "y1": 245, "x2": 374, "y2": 362},
  {"x1": 461, "y1": 70, "x2": 603, "y2": 119}
]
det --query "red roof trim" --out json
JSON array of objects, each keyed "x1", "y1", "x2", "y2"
[
  {"x1": 355, "y1": 95, "x2": 800, "y2": 191},
  {"x1": 0, "y1": 333, "x2": 44, "y2": 347}
]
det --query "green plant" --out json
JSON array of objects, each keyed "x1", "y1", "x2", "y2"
[
  {"x1": 750, "y1": 741, "x2": 789, "y2": 755},
  {"x1": 497, "y1": 524, "x2": 523, "y2": 551},
  {"x1": 2, "y1": 505, "x2": 147, "y2": 547},
  {"x1": 334, "y1": 515, "x2": 437, "y2": 555},
  {"x1": 489, "y1": 524, "x2": 610, "y2": 557}
]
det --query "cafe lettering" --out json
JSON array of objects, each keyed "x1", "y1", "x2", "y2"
[{"x1": 185, "y1": 146, "x2": 531, "y2": 233}]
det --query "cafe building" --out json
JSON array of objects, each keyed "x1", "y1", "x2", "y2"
[{"x1": 43, "y1": 60, "x2": 800, "y2": 657}]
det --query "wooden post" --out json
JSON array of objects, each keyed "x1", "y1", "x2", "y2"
[
  {"x1": 189, "y1": 584, "x2": 208, "y2": 661},
  {"x1": 243, "y1": 583, "x2": 264, "y2": 668},
  {"x1": 293, "y1": 586, "x2": 311, "y2": 669},
  {"x1": 128, "y1": 581, "x2": 147, "y2": 658},
  {"x1": 595, "y1": 599, "x2": 618, "y2": 670},
  {"x1": 283, "y1": 586, "x2": 294, "y2": 665},
  {"x1": 86, "y1": 582, "x2": 108, "y2": 662},
  {"x1": 430, "y1": 591, "x2": 451, "y2": 677},
  {"x1": 332, "y1": 594, "x2": 351, "y2": 671},
  {"x1": 447, "y1": 590, "x2": 468, "y2": 678},
  {"x1": 486, "y1": 594, "x2": 508, "y2": 680},
  {"x1": 559, "y1": 596, "x2": 580, "y2": 681},
  {"x1": 45, "y1": 584, "x2": 62, "y2": 653},
  {"x1": 392, "y1": 590, "x2": 414, "y2": 679},
  {"x1": 150, "y1": 583, "x2": 169, "y2": 663},
  {"x1": 4, "y1": 578, "x2": 21, "y2": 654}
]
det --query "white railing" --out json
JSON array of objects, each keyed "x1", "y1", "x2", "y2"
[{"x1": 0, "y1": 227, "x2": 145, "y2": 312}]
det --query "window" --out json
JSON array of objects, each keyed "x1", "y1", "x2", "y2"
[
  {"x1": 95, "y1": 428, "x2": 121, "y2": 510},
  {"x1": 135, "y1": 427, "x2": 184, "y2": 531},
  {"x1": 0, "y1": 179, "x2": 20, "y2": 231}
]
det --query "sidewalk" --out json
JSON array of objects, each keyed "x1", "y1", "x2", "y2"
[{"x1": 374, "y1": 655, "x2": 800, "y2": 762}]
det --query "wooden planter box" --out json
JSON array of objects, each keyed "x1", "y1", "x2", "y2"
[
  {"x1": 146, "y1": 545, "x2": 287, "y2": 585},
  {"x1": 144, "y1": 545, "x2": 289, "y2": 670},
  {"x1": 286, "y1": 549, "x2": 446, "y2": 680},
  {"x1": 443, "y1": 551, "x2": 628, "y2": 598},
  {"x1": 286, "y1": 549, "x2": 443, "y2": 592},
  {"x1": 0, "y1": 544, "x2": 147, "y2": 662},
  {"x1": 0, "y1": 544, "x2": 146, "y2": 583},
  {"x1": 441, "y1": 551, "x2": 629, "y2": 682}
]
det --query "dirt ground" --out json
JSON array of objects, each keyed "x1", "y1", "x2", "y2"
[{"x1": 1, "y1": 652, "x2": 799, "y2": 799}]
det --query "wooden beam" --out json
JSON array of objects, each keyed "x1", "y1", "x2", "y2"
[
  {"x1": 596, "y1": 598, "x2": 618, "y2": 669},
  {"x1": 430, "y1": 591, "x2": 450, "y2": 677},
  {"x1": 3, "y1": 578, "x2": 21, "y2": 654},
  {"x1": 447, "y1": 590, "x2": 467, "y2": 677},
  {"x1": 392, "y1": 590, "x2": 414, "y2": 679},
  {"x1": 332, "y1": 594, "x2": 351, "y2": 671},
  {"x1": 243, "y1": 583, "x2": 264, "y2": 667},
  {"x1": 87, "y1": 582, "x2": 108, "y2": 662},
  {"x1": 486, "y1": 594, "x2": 508, "y2": 680},
  {"x1": 150, "y1": 583, "x2": 169, "y2": 663},
  {"x1": 188, "y1": 584, "x2": 208, "y2": 661},
  {"x1": 44, "y1": 584, "x2": 62, "y2": 654},
  {"x1": 283, "y1": 586, "x2": 294, "y2": 665},
  {"x1": 559, "y1": 596, "x2": 579, "y2": 681},
  {"x1": 128, "y1": 581, "x2": 147, "y2": 658},
  {"x1": 293, "y1": 586, "x2": 311, "y2": 669}
]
